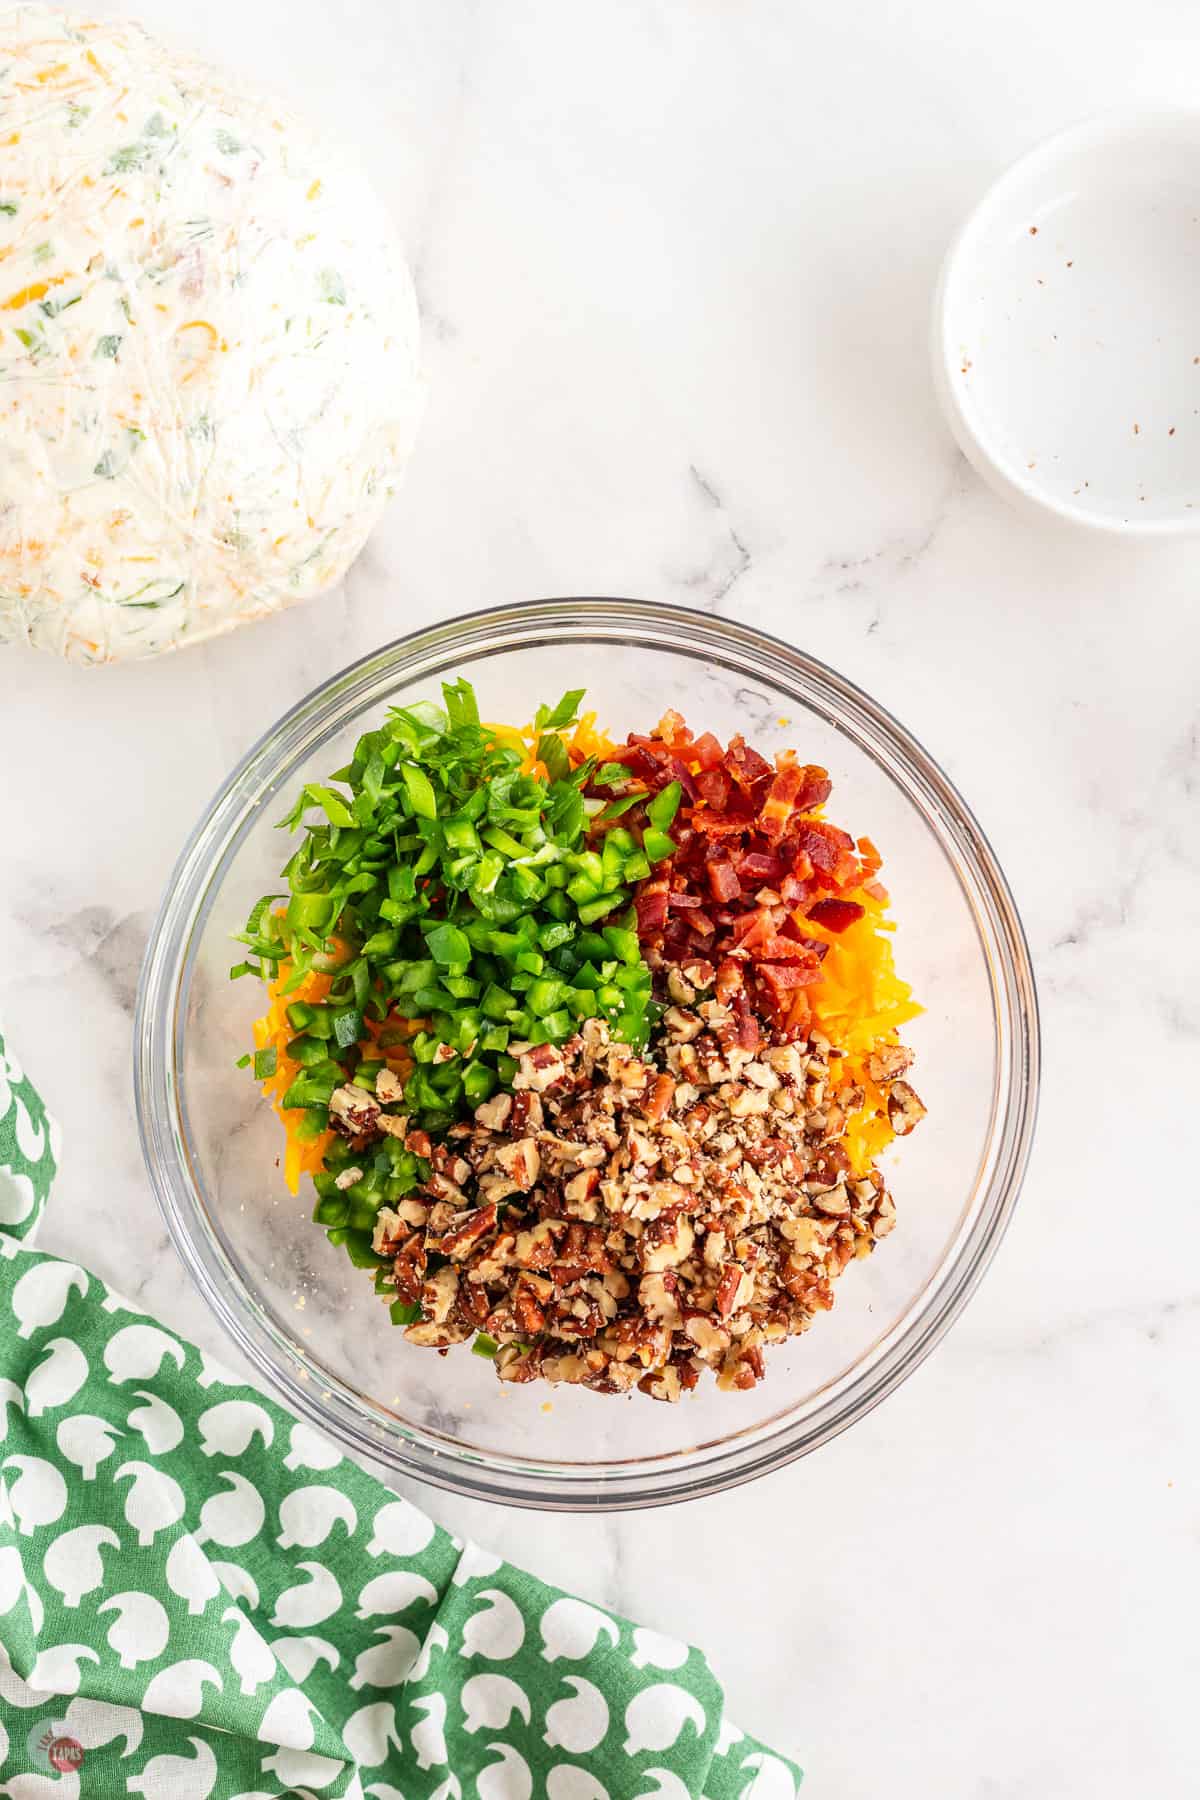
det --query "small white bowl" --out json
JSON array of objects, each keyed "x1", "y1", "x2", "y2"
[{"x1": 934, "y1": 108, "x2": 1200, "y2": 535}]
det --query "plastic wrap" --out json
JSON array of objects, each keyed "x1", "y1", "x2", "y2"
[{"x1": 0, "y1": 6, "x2": 423, "y2": 662}]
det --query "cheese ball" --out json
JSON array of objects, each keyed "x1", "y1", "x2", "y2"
[{"x1": 0, "y1": 6, "x2": 422, "y2": 662}]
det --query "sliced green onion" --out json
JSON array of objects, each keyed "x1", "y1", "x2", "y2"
[
  {"x1": 400, "y1": 762, "x2": 438, "y2": 819},
  {"x1": 534, "y1": 688, "x2": 586, "y2": 731}
]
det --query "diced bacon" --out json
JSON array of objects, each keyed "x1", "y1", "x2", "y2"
[
  {"x1": 756, "y1": 961, "x2": 812, "y2": 1000},
  {"x1": 665, "y1": 755, "x2": 700, "y2": 800},
  {"x1": 729, "y1": 908, "x2": 773, "y2": 950},
  {"x1": 806, "y1": 897, "x2": 866, "y2": 933},
  {"x1": 662, "y1": 921, "x2": 693, "y2": 958},
  {"x1": 694, "y1": 768, "x2": 731, "y2": 809},
  {"x1": 615, "y1": 743, "x2": 660, "y2": 782},
  {"x1": 779, "y1": 871, "x2": 817, "y2": 906},
  {"x1": 690, "y1": 731, "x2": 724, "y2": 771},
  {"x1": 795, "y1": 820, "x2": 855, "y2": 876},
  {"x1": 736, "y1": 850, "x2": 783, "y2": 882},
  {"x1": 732, "y1": 997, "x2": 761, "y2": 1051},
  {"x1": 724, "y1": 735, "x2": 774, "y2": 792},
  {"x1": 795, "y1": 767, "x2": 833, "y2": 811},
  {"x1": 707, "y1": 859, "x2": 742, "y2": 903},
  {"x1": 635, "y1": 885, "x2": 669, "y2": 935},
  {"x1": 759, "y1": 935, "x2": 817, "y2": 960},
  {"x1": 688, "y1": 806, "x2": 755, "y2": 835},
  {"x1": 779, "y1": 917, "x2": 829, "y2": 958},
  {"x1": 600, "y1": 711, "x2": 888, "y2": 1048},
  {"x1": 715, "y1": 958, "x2": 744, "y2": 1001},
  {"x1": 760, "y1": 763, "x2": 807, "y2": 841}
]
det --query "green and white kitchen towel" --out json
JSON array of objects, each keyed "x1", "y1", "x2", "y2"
[{"x1": 0, "y1": 1023, "x2": 802, "y2": 1798}]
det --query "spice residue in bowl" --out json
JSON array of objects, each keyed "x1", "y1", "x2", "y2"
[{"x1": 234, "y1": 682, "x2": 923, "y2": 1399}]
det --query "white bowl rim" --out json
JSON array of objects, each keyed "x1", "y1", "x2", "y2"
[{"x1": 932, "y1": 103, "x2": 1200, "y2": 537}]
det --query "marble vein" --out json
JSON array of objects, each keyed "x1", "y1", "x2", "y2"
[{"x1": 679, "y1": 464, "x2": 752, "y2": 609}]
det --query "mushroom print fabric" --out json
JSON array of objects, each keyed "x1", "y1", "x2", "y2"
[{"x1": 0, "y1": 1022, "x2": 802, "y2": 1797}]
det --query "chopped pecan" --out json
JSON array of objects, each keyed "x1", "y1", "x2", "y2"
[
  {"x1": 514, "y1": 1045, "x2": 567, "y2": 1092},
  {"x1": 372, "y1": 1207, "x2": 410, "y2": 1256},
  {"x1": 872, "y1": 1192, "x2": 897, "y2": 1237},
  {"x1": 474, "y1": 1092, "x2": 513, "y2": 1131},
  {"x1": 425, "y1": 1170, "x2": 468, "y2": 1206},
  {"x1": 422, "y1": 1265, "x2": 459, "y2": 1324},
  {"x1": 641, "y1": 1216, "x2": 695, "y2": 1271},
  {"x1": 639, "y1": 1364, "x2": 682, "y2": 1402},
  {"x1": 378, "y1": 1010, "x2": 916, "y2": 1400},
  {"x1": 329, "y1": 1085, "x2": 381, "y2": 1140},
  {"x1": 727, "y1": 1085, "x2": 770, "y2": 1118},
  {"x1": 507, "y1": 1090, "x2": 544, "y2": 1132},
  {"x1": 494, "y1": 1137, "x2": 540, "y2": 1189},
  {"x1": 714, "y1": 1262, "x2": 754, "y2": 1318},
  {"x1": 512, "y1": 1274, "x2": 550, "y2": 1335},
  {"x1": 666, "y1": 967, "x2": 697, "y2": 1006},
  {"x1": 682, "y1": 1311, "x2": 731, "y2": 1357},
  {"x1": 868, "y1": 1044, "x2": 914, "y2": 1082},
  {"x1": 405, "y1": 1318, "x2": 471, "y2": 1348},
  {"x1": 438, "y1": 1202, "x2": 499, "y2": 1259},
  {"x1": 644, "y1": 1073, "x2": 676, "y2": 1122},
  {"x1": 636, "y1": 1271, "x2": 681, "y2": 1329},
  {"x1": 514, "y1": 1218, "x2": 562, "y2": 1270},
  {"x1": 681, "y1": 958, "x2": 716, "y2": 992},
  {"x1": 496, "y1": 1344, "x2": 546, "y2": 1383},
  {"x1": 812, "y1": 1182, "x2": 850, "y2": 1217},
  {"x1": 663, "y1": 1006, "x2": 702, "y2": 1043},
  {"x1": 391, "y1": 1239, "x2": 428, "y2": 1301},
  {"x1": 887, "y1": 1080, "x2": 927, "y2": 1136},
  {"x1": 375, "y1": 1067, "x2": 406, "y2": 1105},
  {"x1": 563, "y1": 1168, "x2": 600, "y2": 1208}
]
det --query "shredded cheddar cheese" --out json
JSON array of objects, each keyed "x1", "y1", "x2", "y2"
[
  {"x1": 252, "y1": 962, "x2": 336, "y2": 1194},
  {"x1": 808, "y1": 891, "x2": 922, "y2": 1172},
  {"x1": 255, "y1": 945, "x2": 420, "y2": 1194}
]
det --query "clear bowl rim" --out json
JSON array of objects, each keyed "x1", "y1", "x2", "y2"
[{"x1": 134, "y1": 597, "x2": 1040, "y2": 1511}]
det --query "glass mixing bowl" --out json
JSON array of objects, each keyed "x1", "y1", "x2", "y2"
[{"x1": 135, "y1": 599, "x2": 1039, "y2": 1509}]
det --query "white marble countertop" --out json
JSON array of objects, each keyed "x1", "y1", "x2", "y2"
[{"x1": 2, "y1": 1, "x2": 1197, "y2": 1792}]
